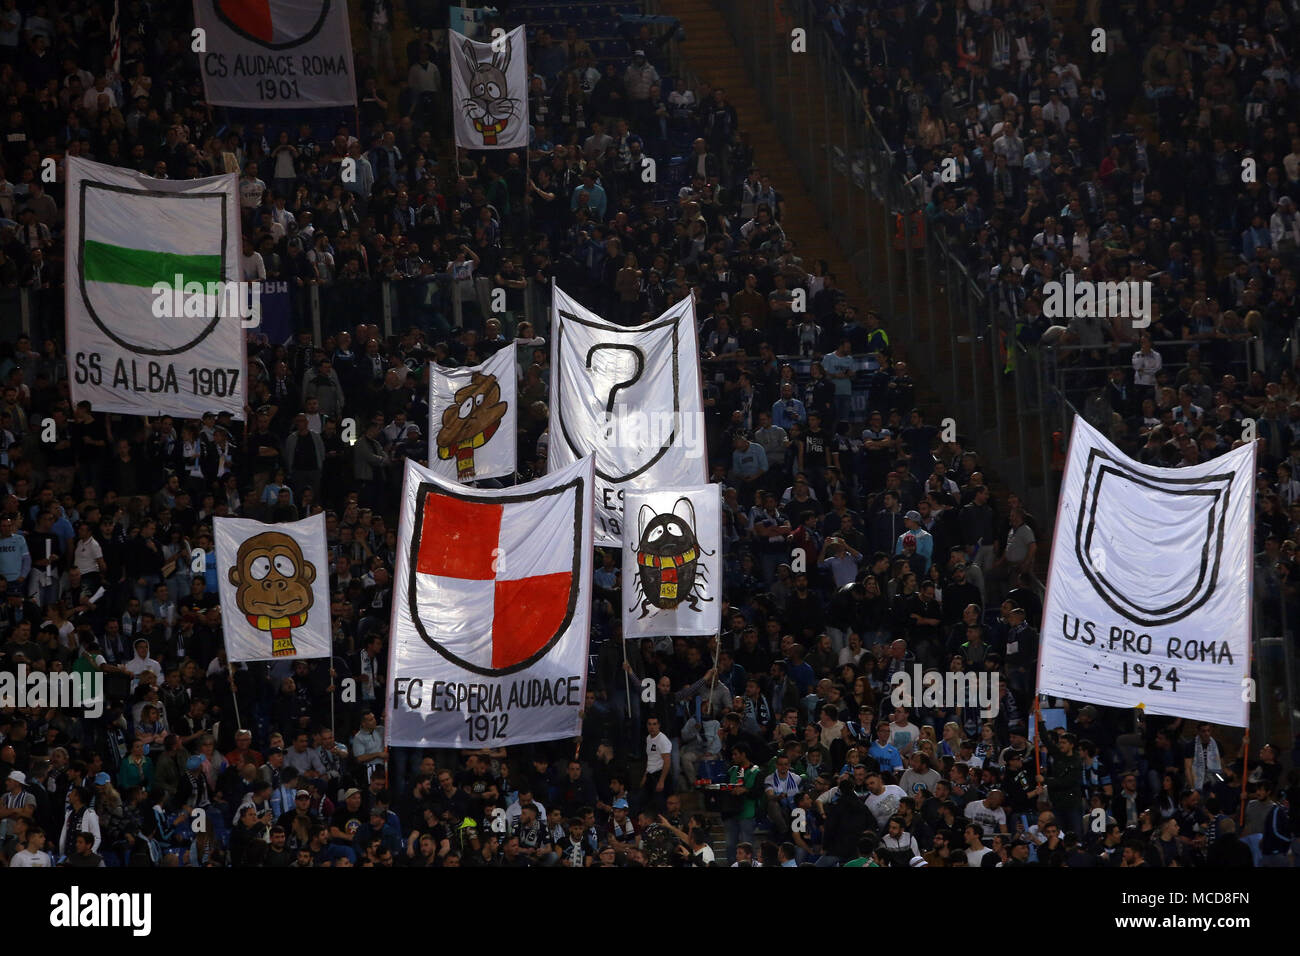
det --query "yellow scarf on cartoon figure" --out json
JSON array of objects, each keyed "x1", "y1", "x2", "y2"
[{"x1": 246, "y1": 612, "x2": 307, "y2": 657}]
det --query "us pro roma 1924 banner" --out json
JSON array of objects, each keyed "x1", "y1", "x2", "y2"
[
  {"x1": 427, "y1": 348, "x2": 517, "y2": 482},
  {"x1": 215, "y1": 512, "x2": 331, "y2": 662},
  {"x1": 1038, "y1": 416, "x2": 1254, "y2": 727},
  {"x1": 622, "y1": 485, "x2": 722, "y2": 638},
  {"x1": 65, "y1": 156, "x2": 246, "y2": 419},
  {"x1": 549, "y1": 286, "x2": 707, "y2": 545},
  {"x1": 194, "y1": 0, "x2": 357, "y2": 109},
  {"x1": 450, "y1": 24, "x2": 528, "y2": 149},
  {"x1": 386, "y1": 455, "x2": 595, "y2": 748}
]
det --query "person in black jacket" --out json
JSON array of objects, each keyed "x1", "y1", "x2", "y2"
[{"x1": 823, "y1": 781, "x2": 872, "y2": 863}]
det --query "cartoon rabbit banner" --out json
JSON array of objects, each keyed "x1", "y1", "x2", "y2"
[
  {"x1": 450, "y1": 25, "x2": 529, "y2": 150},
  {"x1": 427, "y1": 347, "x2": 518, "y2": 482}
]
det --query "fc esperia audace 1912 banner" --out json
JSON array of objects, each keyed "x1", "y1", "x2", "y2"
[
  {"x1": 386, "y1": 455, "x2": 595, "y2": 748},
  {"x1": 215, "y1": 512, "x2": 332, "y2": 662},
  {"x1": 548, "y1": 286, "x2": 708, "y2": 545},
  {"x1": 1038, "y1": 416, "x2": 1255, "y2": 727},
  {"x1": 427, "y1": 347, "x2": 517, "y2": 482},
  {"x1": 621, "y1": 485, "x2": 723, "y2": 639},
  {"x1": 193, "y1": 0, "x2": 357, "y2": 108},
  {"x1": 450, "y1": 24, "x2": 529, "y2": 149},
  {"x1": 65, "y1": 157, "x2": 247, "y2": 420}
]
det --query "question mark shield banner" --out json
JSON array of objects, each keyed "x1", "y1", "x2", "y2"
[{"x1": 549, "y1": 286, "x2": 708, "y2": 545}]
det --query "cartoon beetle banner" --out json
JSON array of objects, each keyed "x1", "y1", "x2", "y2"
[
  {"x1": 427, "y1": 347, "x2": 517, "y2": 482},
  {"x1": 450, "y1": 25, "x2": 528, "y2": 150},
  {"x1": 215, "y1": 512, "x2": 331, "y2": 662},
  {"x1": 621, "y1": 485, "x2": 722, "y2": 638}
]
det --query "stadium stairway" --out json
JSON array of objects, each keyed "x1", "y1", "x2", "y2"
[{"x1": 659, "y1": 0, "x2": 1022, "y2": 466}]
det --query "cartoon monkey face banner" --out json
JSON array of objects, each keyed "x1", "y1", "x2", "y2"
[
  {"x1": 427, "y1": 347, "x2": 517, "y2": 483},
  {"x1": 215, "y1": 513, "x2": 331, "y2": 662},
  {"x1": 621, "y1": 485, "x2": 722, "y2": 638},
  {"x1": 450, "y1": 25, "x2": 528, "y2": 150}
]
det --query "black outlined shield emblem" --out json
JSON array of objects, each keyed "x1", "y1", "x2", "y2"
[
  {"x1": 406, "y1": 478, "x2": 583, "y2": 676},
  {"x1": 556, "y1": 308, "x2": 683, "y2": 483},
  {"x1": 1074, "y1": 447, "x2": 1233, "y2": 627},
  {"x1": 78, "y1": 180, "x2": 230, "y2": 356},
  {"x1": 214, "y1": 0, "x2": 331, "y2": 49}
]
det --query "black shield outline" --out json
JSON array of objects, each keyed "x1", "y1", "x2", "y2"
[
  {"x1": 406, "y1": 476, "x2": 583, "y2": 676},
  {"x1": 213, "y1": 0, "x2": 331, "y2": 50},
  {"x1": 556, "y1": 308, "x2": 682, "y2": 483},
  {"x1": 78, "y1": 180, "x2": 229, "y2": 356},
  {"x1": 1073, "y1": 447, "x2": 1233, "y2": 627}
]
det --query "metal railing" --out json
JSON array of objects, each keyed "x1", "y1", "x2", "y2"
[{"x1": 710, "y1": 0, "x2": 1049, "y2": 519}]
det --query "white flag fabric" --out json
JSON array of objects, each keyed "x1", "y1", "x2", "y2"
[
  {"x1": 622, "y1": 485, "x2": 722, "y2": 638},
  {"x1": 65, "y1": 157, "x2": 246, "y2": 419},
  {"x1": 215, "y1": 513, "x2": 331, "y2": 662},
  {"x1": 450, "y1": 25, "x2": 529, "y2": 149},
  {"x1": 427, "y1": 348, "x2": 517, "y2": 482},
  {"x1": 1038, "y1": 416, "x2": 1254, "y2": 727},
  {"x1": 193, "y1": 0, "x2": 357, "y2": 108},
  {"x1": 549, "y1": 287, "x2": 707, "y2": 545},
  {"x1": 386, "y1": 455, "x2": 594, "y2": 748}
]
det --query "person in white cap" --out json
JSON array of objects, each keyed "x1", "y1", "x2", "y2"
[{"x1": 0, "y1": 770, "x2": 35, "y2": 840}]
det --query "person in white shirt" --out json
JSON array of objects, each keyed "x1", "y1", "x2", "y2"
[
  {"x1": 1131, "y1": 333, "x2": 1162, "y2": 393},
  {"x1": 9, "y1": 826, "x2": 53, "y2": 867},
  {"x1": 764, "y1": 754, "x2": 804, "y2": 832},
  {"x1": 863, "y1": 772, "x2": 908, "y2": 828},
  {"x1": 640, "y1": 716, "x2": 673, "y2": 802},
  {"x1": 124, "y1": 638, "x2": 162, "y2": 689},
  {"x1": 888, "y1": 707, "x2": 921, "y2": 756},
  {"x1": 962, "y1": 823, "x2": 992, "y2": 865},
  {"x1": 965, "y1": 789, "x2": 1009, "y2": 835}
]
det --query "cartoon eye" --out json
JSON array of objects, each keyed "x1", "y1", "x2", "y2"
[
  {"x1": 458, "y1": 397, "x2": 475, "y2": 419},
  {"x1": 475, "y1": 393, "x2": 485, "y2": 406},
  {"x1": 473, "y1": 83, "x2": 486, "y2": 97},
  {"x1": 274, "y1": 554, "x2": 296, "y2": 577},
  {"x1": 486, "y1": 82, "x2": 502, "y2": 99},
  {"x1": 647, "y1": 526, "x2": 664, "y2": 542},
  {"x1": 665, "y1": 521, "x2": 684, "y2": 537},
  {"x1": 250, "y1": 556, "x2": 271, "y2": 580}
]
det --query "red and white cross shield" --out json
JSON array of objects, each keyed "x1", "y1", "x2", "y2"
[
  {"x1": 215, "y1": 0, "x2": 332, "y2": 50},
  {"x1": 407, "y1": 478, "x2": 582, "y2": 676}
]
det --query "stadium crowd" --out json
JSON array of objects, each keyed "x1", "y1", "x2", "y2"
[{"x1": 0, "y1": 0, "x2": 1294, "y2": 867}]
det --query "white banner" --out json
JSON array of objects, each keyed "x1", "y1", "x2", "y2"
[
  {"x1": 622, "y1": 485, "x2": 722, "y2": 638},
  {"x1": 194, "y1": 0, "x2": 357, "y2": 109},
  {"x1": 549, "y1": 287, "x2": 707, "y2": 545},
  {"x1": 215, "y1": 512, "x2": 331, "y2": 662},
  {"x1": 427, "y1": 349, "x2": 517, "y2": 482},
  {"x1": 65, "y1": 157, "x2": 246, "y2": 420},
  {"x1": 1038, "y1": 416, "x2": 1254, "y2": 727},
  {"x1": 386, "y1": 455, "x2": 595, "y2": 748},
  {"x1": 450, "y1": 25, "x2": 528, "y2": 149}
]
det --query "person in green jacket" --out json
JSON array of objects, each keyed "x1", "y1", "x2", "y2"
[
  {"x1": 724, "y1": 745, "x2": 762, "y2": 865},
  {"x1": 118, "y1": 739, "x2": 155, "y2": 790},
  {"x1": 1038, "y1": 728, "x2": 1084, "y2": 839}
]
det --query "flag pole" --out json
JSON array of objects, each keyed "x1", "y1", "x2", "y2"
[
  {"x1": 228, "y1": 660, "x2": 242, "y2": 731},
  {"x1": 622, "y1": 634, "x2": 632, "y2": 719},
  {"x1": 1238, "y1": 727, "x2": 1250, "y2": 829}
]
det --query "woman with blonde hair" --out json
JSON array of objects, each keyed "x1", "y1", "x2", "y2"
[{"x1": 940, "y1": 721, "x2": 962, "y2": 758}]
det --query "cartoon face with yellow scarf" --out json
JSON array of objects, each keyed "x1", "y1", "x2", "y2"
[
  {"x1": 629, "y1": 497, "x2": 714, "y2": 619},
  {"x1": 228, "y1": 532, "x2": 316, "y2": 658},
  {"x1": 436, "y1": 372, "x2": 508, "y2": 480},
  {"x1": 459, "y1": 38, "x2": 519, "y2": 146}
]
